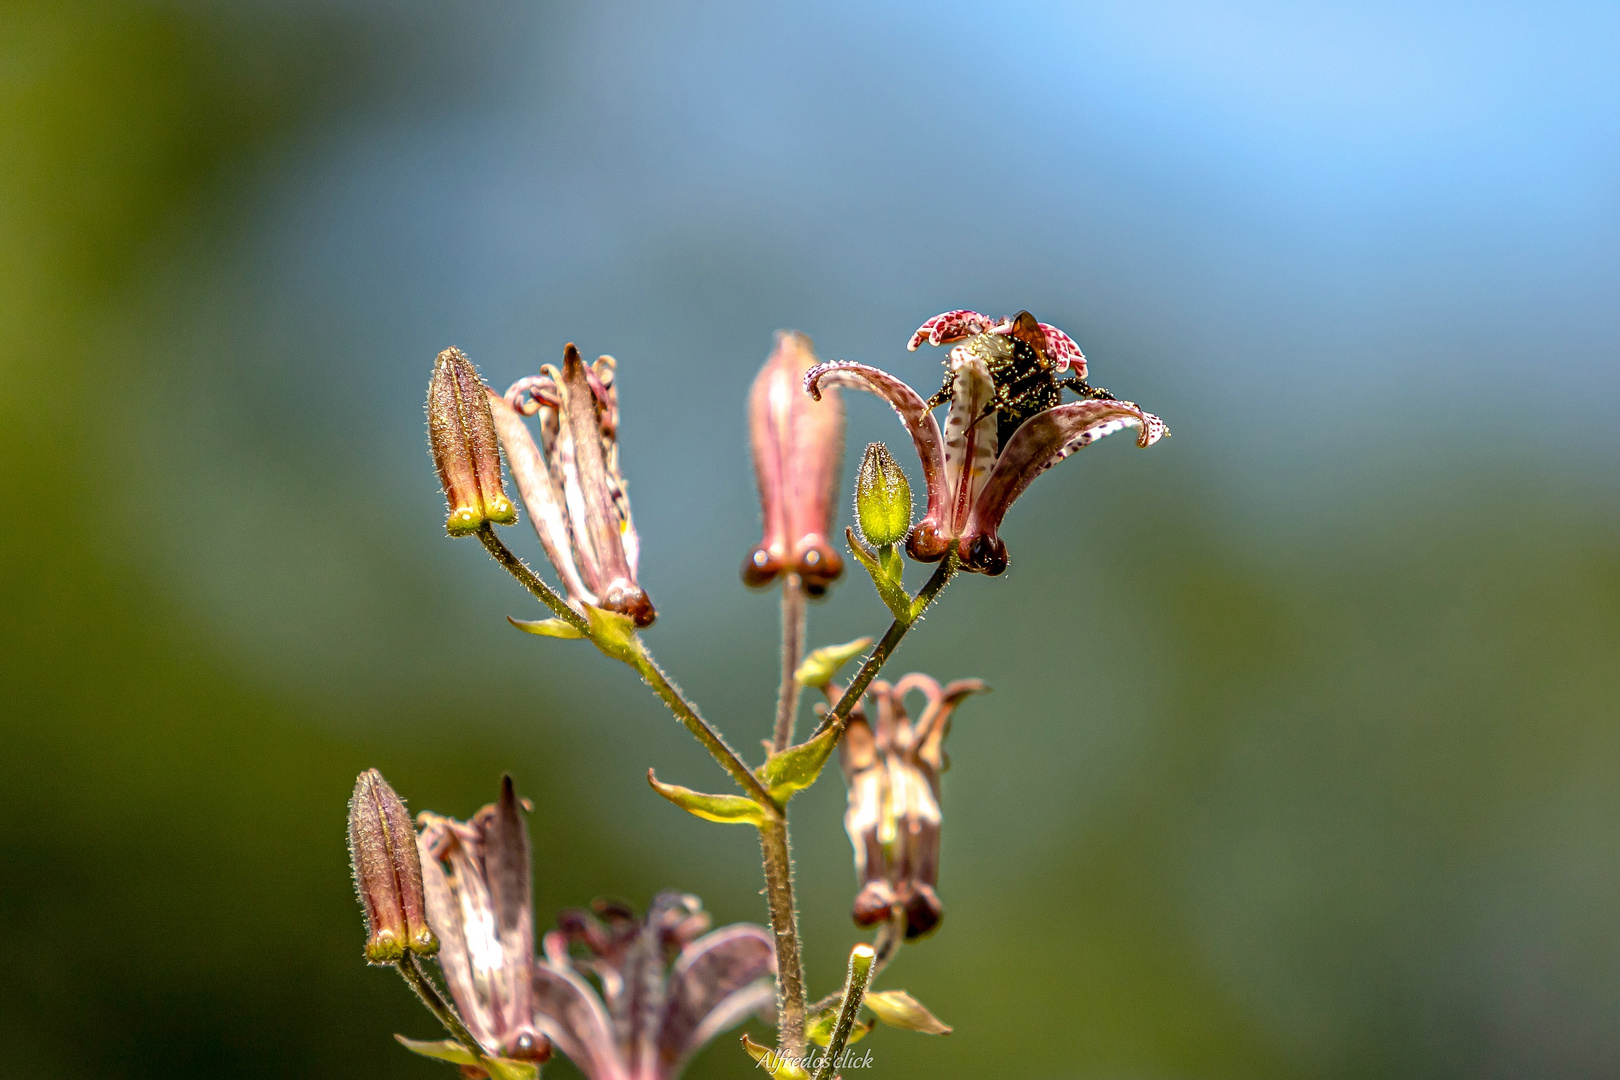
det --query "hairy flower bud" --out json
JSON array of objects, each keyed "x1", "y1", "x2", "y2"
[
  {"x1": 744, "y1": 331, "x2": 845, "y2": 595},
  {"x1": 427, "y1": 347, "x2": 517, "y2": 536},
  {"x1": 348, "y1": 769, "x2": 438, "y2": 963},
  {"x1": 854, "y1": 441, "x2": 912, "y2": 547}
]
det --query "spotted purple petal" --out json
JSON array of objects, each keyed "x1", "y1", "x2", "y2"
[
  {"x1": 962, "y1": 399, "x2": 1168, "y2": 573},
  {"x1": 906, "y1": 309, "x2": 998, "y2": 350}
]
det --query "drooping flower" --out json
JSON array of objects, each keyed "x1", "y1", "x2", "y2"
[
  {"x1": 830, "y1": 674, "x2": 986, "y2": 940},
  {"x1": 806, "y1": 310, "x2": 1168, "y2": 575},
  {"x1": 531, "y1": 891, "x2": 777, "y2": 1080},
  {"x1": 416, "y1": 777, "x2": 552, "y2": 1066},
  {"x1": 743, "y1": 330, "x2": 846, "y2": 595},
  {"x1": 487, "y1": 343, "x2": 655, "y2": 627}
]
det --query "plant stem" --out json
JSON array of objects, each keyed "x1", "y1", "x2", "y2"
[
  {"x1": 813, "y1": 555, "x2": 957, "y2": 740},
  {"x1": 808, "y1": 910, "x2": 906, "y2": 1015},
  {"x1": 759, "y1": 816, "x2": 807, "y2": 1057},
  {"x1": 812, "y1": 944, "x2": 876, "y2": 1080},
  {"x1": 773, "y1": 575, "x2": 807, "y2": 752},
  {"x1": 477, "y1": 524, "x2": 773, "y2": 808},
  {"x1": 630, "y1": 650, "x2": 779, "y2": 810},
  {"x1": 476, "y1": 525, "x2": 591, "y2": 635},
  {"x1": 395, "y1": 954, "x2": 495, "y2": 1071}
]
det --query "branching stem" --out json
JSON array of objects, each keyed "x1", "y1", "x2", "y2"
[
  {"x1": 630, "y1": 650, "x2": 778, "y2": 811},
  {"x1": 813, "y1": 555, "x2": 957, "y2": 740}
]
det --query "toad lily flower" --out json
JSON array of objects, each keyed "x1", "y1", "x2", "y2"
[
  {"x1": 831, "y1": 674, "x2": 986, "y2": 940},
  {"x1": 487, "y1": 343, "x2": 655, "y2": 628},
  {"x1": 416, "y1": 777, "x2": 551, "y2": 1066},
  {"x1": 531, "y1": 891, "x2": 776, "y2": 1080},
  {"x1": 805, "y1": 310, "x2": 1168, "y2": 575},
  {"x1": 743, "y1": 330, "x2": 846, "y2": 595}
]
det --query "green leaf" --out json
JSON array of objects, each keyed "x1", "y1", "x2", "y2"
[
  {"x1": 585, "y1": 604, "x2": 642, "y2": 663},
  {"x1": 757, "y1": 723, "x2": 841, "y2": 806},
  {"x1": 394, "y1": 1037, "x2": 539, "y2": 1080},
  {"x1": 648, "y1": 770, "x2": 769, "y2": 826},
  {"x1": 846, "y1": 527, "x2": 912, "y2": 622},
  {"x1": 807, "y1": 1010, "x2": 874, "y2": 1048},
  {"x1": 507, "y1": 615, "x2": 586, "y2": 639},
  {"x1": 794, "y1": 637, "x2": 874, "y2": 688},
  {"x1": 805, "y1": 1008, "x2": 837, "y2": 1047},
  {"x1": 739, "y1": 1033, "x2": 812, "y2": 1080},
  {"x1": 863, "y1": 990, "x2": 953, "y2": 1035}
]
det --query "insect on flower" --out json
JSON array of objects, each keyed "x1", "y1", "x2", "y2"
[
  {"x1": 910, "y1": 309, "x2": 1114, "y2": 449},
  {"x1": 806, "y1": 310, "x2": 1167, "y2": 575}
]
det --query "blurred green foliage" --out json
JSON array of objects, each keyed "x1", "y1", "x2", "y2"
[{"x1": 3, "y1": 5, "x2": 1618, "y2": 1080}]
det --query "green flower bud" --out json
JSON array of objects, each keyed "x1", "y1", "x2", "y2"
[
  {"x1": 854, "y1": 441, "x2": 912, "y2": 547},
  {"x1": 427, "y1": 348, "x2": 518, "y2": 536}
]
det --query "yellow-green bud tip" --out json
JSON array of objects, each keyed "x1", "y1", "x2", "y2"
[{"x1": 427, "y1": 348, "x2": 515, "y2": 538}]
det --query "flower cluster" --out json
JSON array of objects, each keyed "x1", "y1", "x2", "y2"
[
  {"x1": 367, "y1": 309, "x2": 1168, "y2": 1079},
  {"x1": 352, "y1": 774, "x2": 776, "y2": 1079}
]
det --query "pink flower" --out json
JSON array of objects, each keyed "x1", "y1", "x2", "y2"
[
  {"x1": 487, "y1": 344, "x2": 656, "y2": 627},
  {"x1": 416, "y1": 777, "x2": 551, "y2": 1065},
  {"x1": 806, "y1": 310, "x2": 1168, "y2": 575},
  {"x1": 743, "y1": 331, "x2": 846, "y2": 595},
  {"x1": 531, "y1": 893, "x2": 776, "y2": 1080}
]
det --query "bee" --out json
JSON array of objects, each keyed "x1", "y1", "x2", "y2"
[{"x1": 912, "y1": 309, "x2": 1116, "y2": 448}]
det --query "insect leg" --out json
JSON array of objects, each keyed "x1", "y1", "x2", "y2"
[
  {"x1": 1059, "y1": 377, "x2": 1116, "y2": 401},
  {"x1": 923, "y1": 367, "x2": 954, "y2": 411}
]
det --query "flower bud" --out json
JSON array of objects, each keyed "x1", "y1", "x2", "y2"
[
  {"x1": 744, "y1": 331, "x2": 845, "y2": 594},
  {"x1": 854, "y1": 441, "x2": 912, "y2": 547},
  {"x1": 427, "y1": 347, "x2": 517, "y2": 536},
  {"x1": 348, "y1": 768, "x2": 438, "y2": 963}
]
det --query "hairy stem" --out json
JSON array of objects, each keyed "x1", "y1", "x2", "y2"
[
  {"x1": 759, "y1": 817, "x2": 807, "y2": 1057},
  {"x1": 631, "y1": 650, "x2": 779, "y2": 810},
  {"x1": 812, "y1": 944, "x2": 876, "y2": 1080},
  {"x1": 773, "y1": 575, "x2": 807, "y2": 752},
  {"x1": 476, "y1": 525, "x2": 591, "y2": 635},
  {"x1": 813, "y1": 555, "x2": 957, "y2": 740},
  {"x1": 808, "y1": 910, "x2": 906, "y2": 1015},
  {"x1": 395, "y1": 954, "x2": 495, "y2": 1071}
]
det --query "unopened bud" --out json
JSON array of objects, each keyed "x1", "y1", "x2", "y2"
[
  {"x1": 427, "y1": 348, "x2": 517, "y2": 536},
  {"x1": 854, "y1": 441, "x2": 912, "y2": 547},
  {"x1": 348, "y1": 769, "x2": 438, "y2": 963},
  {"x1": 744, "y1": 331, "x2": 845, "y2": 594}
]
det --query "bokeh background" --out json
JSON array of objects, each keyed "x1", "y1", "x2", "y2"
[{"x1": 5, "y1": 2, "x2": 1619, "y2": 1077}]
